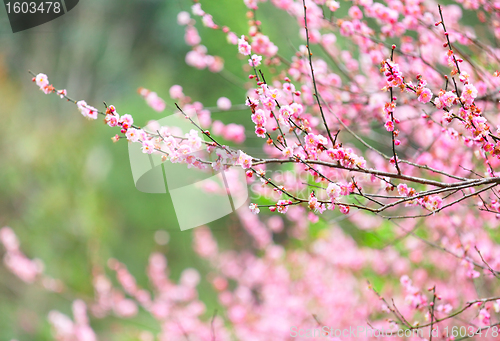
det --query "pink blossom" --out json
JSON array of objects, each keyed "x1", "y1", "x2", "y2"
[
  {"x1": 348, "y1": 6, "x2": 363, "y2": 19},
  {"x1": 119, "y1": 114, "x2": 133, "y2": 129},
  {"x1": 238, "y1": 35, "x2": 252, "y2": 56},
  {"x1": 251, "y1": 34, "x2": 278, "y2": 57},
  {"x1": 185, "y1": 26, "x2": 201, "y2": 46},
  {"x1": 283, "y1": 82, "x2": 295, "y2": 93},
  {"x1": 276, "y1": 200, "x2": 291, "y2": 214},
  {"x1": 251, "y1": 109, "x2": 266, "y2": 126},
  {"x1": 478, "y1": 308, "x2": 490, "y2": 325},
  {"x1": 57, "y1": 89, "x2": 67, "y2": 98},
  {"x1": 141, "y1": 140, "x2": 155, "y2": 154},
  {"x1": 384, "y1": 120, "x2": 394, "y2": 131},
  {"x1": 282, "y1": 147, "x2": 293, "y2": 158},
  {"x1": 461, "y1": 84, "x2": 478, "y2": 104},
  {"x1": 126, "y1": 128, "x2": 140, "y2": 142},
  {"x1": 255, "y1": 126, "x2": 266, "y2": 138},
  {"x1": 177, "y1": 11, "x2": 191, "y2": 25},
  {"x1": 191, "y1": 3, "x2": 204, "y2": 16},
  {"x1": 77, "y1": 101, "x2": 98, "y2": 120},
  {"x1": 237, "y1": 151, "x2": 253, "y2": 169},
  {"x1": 227, "y1": 32, "x2": 238, "y2": 45},
  {"x1": 105, "y1": 114, "x2": 119, "y2": 127},
  {"x1": 339, "y1": 205, "x2": 350, "y2": 214},
  {"x1": 248, "y1": 54, "x2": 262, "y2": 67},
  {"x1": 169, "y1": 85, "x2": 184, "y2": 100},
  {"x1": 326, "y1": 183, "x2": 341, "y2": 200},
  {"x1": 397, "y1": 183, "x2": 409, "y2": 196},
  {"x1": 326, "y1": 0, "x2": 340, "y2": 11},
  {"x1": 244, "y1": 0, "x2": 259, "y2": 10},
  {"x1": 216, "y1": 97, "x2": 232, "y2": 111},
  {"x1": 418, "y1": 88, "x2": 433, "y2": 103},
  {"x1": 223, "y1": 123, "x2": 245, "y2": 144},
  {"x1": 201, "y1": 14, "x2": 217, "y2": 29},
  {"x1": 249, "y1": 203, "x2": 260, "y2": 214},
  {"x1": 340, "y1": 21, "x2": 354, "y2": 36},
  {"x1": 140, "y1": 89, "x2": 166, "y2": 112},
  {"x1": 35, "y1": 73, "x2": 49, "y2": 89}
]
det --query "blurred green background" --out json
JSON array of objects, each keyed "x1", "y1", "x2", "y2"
[{"x1": 0, "y1": 0, "x2": 309, "y2": 339}]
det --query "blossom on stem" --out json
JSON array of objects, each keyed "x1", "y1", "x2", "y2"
[
  {"x1": 238, "y1": 36, "x2": 252, "y2": 56},
  {"x1": 77, "y1": 100, "x2": 98, "y2": 120},
  {"x1": 141, "y1": 140, "x2": 155, "y2": 154},
  {"x1": 417, "y1": 88, "x2": 433, "y2": 103},
  {"x1": 326, "y1": 183, "x2": 341, "y2": 200},
  {"x1": 249, "y1": 203, "x2": 260, "y2": 214},
  {"x1": 237, "y1": 151, "x2": 253, "y2": 169},
  {"x1": 461, "y1": 84, "x2": 478, "y2": 105},
  {"x1": 248, "y1": 54, "x2": 262, "y2": 67},
  {"x1": 35, "y1": 73, "x2": 49, "y2": 89}
]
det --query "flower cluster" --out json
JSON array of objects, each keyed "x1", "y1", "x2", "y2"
[{"x1": 24, "y1": 0, "x2": 500, "y2": 339}]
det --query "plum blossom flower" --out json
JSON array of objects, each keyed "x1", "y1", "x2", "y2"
[
  {"x1": 326, "y1": 0, "x2": 340, "y2": 12},
  {"x1": 397, "y1": 183, "x2": 409, "y2": 196},
  {"x1": 244, "y1": 0, "x2": 259, "y2": 10},
  {"x1": 57, "y1": 89, "x2": 67, "y2": 99},
  {"x1": 177, "y1": 11, "x2": 191, "y2": 25},
  {"x1": 348, "y1": 6, "x2": 363, "y2": 19},
  {"x1": 139, "y1": 88, "x2": 166, "y2": 113},
  {"x1": 424, "y1": 195, "x2": 442, "y2": 211},
  {"x1": 217, "y1": 97, "x2": 232, "y2": 111},
  {"x1": 191, "y1": 3, "x2": 204, "y2": 16},
  {"x1": 248, "y1": 54, "x2": 262, "y2": 67},
  {"x1": 238, "y1": 36, "x2": 251, "y2": 56},
  {"x1": 305, "y1": 133, "x2": 318, "y2": 147},
  {"x1": 433, "y1": 96, "x2": 445, "y2": 110},
  {"x1": 290, "y1": 103, "x2": 303, "y2": 116},
  {"x1": 119, "y1": 114, "x2": 134, "y2": 129},
  {"x1": 249, "y1": 203, "x2": 260, "y2": 214},
  {"x1": 251, "y1": 34, "x2": 278, "y2": 57},
  {"x1": 418, "y1": 88, "x2": 433, "y2": 103},
  {"x1": 276, "y1": 200, "x2": 292, "y2": 214},
  {"x1": 279, "y1": 105, "x2": 292, "y2": 122},
  {"x1": 308, "y1": 194, "x2": 321, "y2": 211},
  {"x1": 185, "y1": 26, "x2": 201, "y2": 46},
  {"x1": 340, "y1": 21, "x2": 354, "y2": 36},
  {"x1": 478, "y1": 308, "x2": 490, "y2": 325},
  {"x1": 326, "y1": 183, "x2": 341, "y2": 200},
  {"x1": 282, "y1": 147, "x2": 293, "y2": 158},
  {"x1": 255, "y1": 126, "x2": 266, "y2": 138},
  {"x1": 251, "y1": 109, "x2": 266, "y2": 126},
  {"x1": 283, "y1": 82, "x2": 295, "y2": 93},
  {"x1": 105, "y1": 114, "x2": 119, "y2": 128},
  {"x1": 245, "y1": 97, "x2": 259, "y2": 108},
  {"x1": 237, "y1": 151, "x2": 253, "y2": 169},
  {"x1": 461, "y1": 84, "x2": 478, "y2": 105},
  {"x1": 77, "y1": 100, "x2": 98, "y2": 120},
  {"x1": 437, "y1": 91, "x2": 457, "y2": 108},
  {"x1": 202, "y1": 14, "x2": 217, "y2": 29},
  {"x1": 169, "y1": 85, "x2": 184, "y2": 100},
  {"x1": 338, "y1": 205, "x2": 350, "y2": 214},
  {"x1": 141, "y1": 140, "x2": 155, "y2": 154},
  {"x1": 126, "y1": 128, "x2": 140, "y2": 142},
  {"x1": 35, "y1": 73, "x2": 49, "y2": 89}
]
